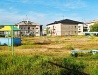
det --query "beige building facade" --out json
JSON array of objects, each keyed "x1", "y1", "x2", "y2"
[
  {"x1": 15, "y1": 21, "x2": 42, "y2": 36},
  {"x1": 47, "y1": 19, "x2": 84, "y2": 36}
]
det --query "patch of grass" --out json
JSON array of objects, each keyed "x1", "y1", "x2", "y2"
[
  {"x1": 64, "y1": 44, "x2": 74, "y2": 50},
  {"x1": 33, "y1": 40, "x2": 51, "y2": 45},
  {"x1": 1, "y1": 36, "x2": 98, "y2": 74},
  {"x1": 91, "y1": 66, "x2": 98, "y2": 75},
  {"x1": 0, "y1": 54, "x2": 89, "y2": 75},
  {"x1": 0, "y1": 46, "x2": 8, "y2": 50},
  {"x1": 19, "y1": 45, "x2": 35, "y2": 49}
]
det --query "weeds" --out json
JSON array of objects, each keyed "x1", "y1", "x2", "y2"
[
  {"x1": 0, "y1": 54, "x2": 89, "y2": 75},
  {"x1": 65, "y1": 44, "x2": 74, "y2": 50},
  {"x1": 0, "y1": 36, "x2": 98, "y2": 75}
]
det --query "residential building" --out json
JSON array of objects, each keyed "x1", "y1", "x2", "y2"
[
  {"x1": 15, "y1": 21, "x2": 42, "y2": 36},
  {"x1": 86, "y1": 19, "x2": 98, "y2": 32},
  {"x1": 46, "y1": 19, "x2": 84, "y2": 36}
]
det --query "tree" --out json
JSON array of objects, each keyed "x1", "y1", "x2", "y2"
[
  {"x1": 90, "y1": 23, "x2": 98, "y2": 32},
  {"x1": 46, "y1": 27, "x2": 49, "y2": 35}
]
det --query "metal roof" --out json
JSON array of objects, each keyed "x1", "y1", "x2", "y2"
[{"x1": 47, "y1": 19, "x2": 84, "y2": 25}]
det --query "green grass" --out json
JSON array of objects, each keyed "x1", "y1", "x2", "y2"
[
  {"x1": 0, "y1": 53, "x2": 98, "y2": 75},
  {"x1": 0, "y1": 36, "x2": 98, "y2": 75},
  {"x1": 0, "y1": 54, "x2": 89, "y2": 75}
]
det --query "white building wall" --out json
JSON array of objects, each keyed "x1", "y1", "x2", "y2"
[
  {"x1": 78, "y1": 24, "x2": 83, "y2": 35},
  {"x1": 36, "y1": 26, "x2": 40, "y2": 36},
  {"x1": 55, "y1": 23, "x2": 61, "y2": 36},
  {"x1": 47, "y1": 23, "x2": 61, "y2": 36}
]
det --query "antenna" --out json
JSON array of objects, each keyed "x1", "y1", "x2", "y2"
[
  {"x1": 23, "y1": 15, "x2": 29, "y2": 22},
  {"x1": 26, "y1": 15, "x2": 28, "y2": 22}
]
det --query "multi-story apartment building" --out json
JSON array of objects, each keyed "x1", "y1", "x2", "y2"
[
  {"x1": 86, "y1": 19, "x2": 98, "y2": 32},
  {"x1": 15, "y1": 21, "x2": 42, "y2": 36},
  {"x1": 46, "y1": 19, "x2": 84, "y2": 36}
]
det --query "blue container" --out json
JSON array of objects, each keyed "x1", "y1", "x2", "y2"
[{"x1": 0, "y1": 38, "x2": 21, "y2": 46}]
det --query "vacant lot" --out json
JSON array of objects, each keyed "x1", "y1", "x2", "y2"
[
  {"x1": 0, "y1": 35, "x2": 98, "y2": 75},
  {"x1": 1, "y1": 35, "x2": 98, "y2": 56}
]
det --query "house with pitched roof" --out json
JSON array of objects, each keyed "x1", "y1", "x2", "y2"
[
  {"x1": 46, "y1": 19, "x2": 84, "y2": 36},
  {"x1": 15, "y1": 21, "x2": 43, "y2": 36}
]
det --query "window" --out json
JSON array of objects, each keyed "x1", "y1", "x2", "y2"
[
  {"x1": 78, "y1": 31, "x2": 81, "y2": 33},
  {"x1": 36, "y1": 32, "x2": 38, "y2": 34},
  {"x1": 78, "y1": 26, "x2": 81, "y2": 28}
]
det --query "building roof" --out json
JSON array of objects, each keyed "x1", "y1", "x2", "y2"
[
  {"x1": 47, "y1": 19, "x2": 83, "y2": 26},
  {"x1": 86, "y1": 19, "x2": 98, "y2": 24},
  {"x1": 0, "y1": 26, "x2": 20, "y2": 31},
  {"x1": 15, "y1": 21, "x2": 42, "y2": 26}
]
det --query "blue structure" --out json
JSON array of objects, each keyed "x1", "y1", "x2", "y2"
[
  {"x1": 0, "y1": 38, "x2": 21, "y2": 46},
  {"x1": 83, "y1": 32, "x2": 98, "y2": 35},
  {"x1": 0, "y1": 25, "x2": 21, "y2": 56}
]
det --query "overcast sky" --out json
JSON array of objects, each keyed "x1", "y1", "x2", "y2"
[{"x1": 0, "y1": 0, "x2": 98, "y2": 27}]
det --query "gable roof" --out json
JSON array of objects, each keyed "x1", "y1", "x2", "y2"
[
  {"x1": 15, "y1": 21, "x2": 42, "y2": 26},
  {"x1": 47, "y1": 19, "x2": 83, "y2": 26}
]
